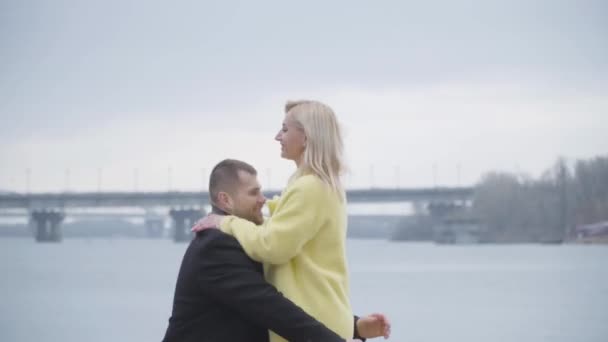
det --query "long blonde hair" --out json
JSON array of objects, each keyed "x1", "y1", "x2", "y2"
[{"x1": 285, "y1": 100, "x2": 346, "y2": 197}]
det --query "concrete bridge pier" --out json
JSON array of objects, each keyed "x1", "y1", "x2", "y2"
[
  {"x1": 169, "y1": 208, "x2": 205, "y2": 242},
  {"x1": 427, "y1": 201, "x2": 461, "y2": 219},
  {"x1": 411, "y1": 201, "x2": 427, "y2": 215},
  {"x1": 31, "y1": 210, "x2": 65, "y2": 242}
]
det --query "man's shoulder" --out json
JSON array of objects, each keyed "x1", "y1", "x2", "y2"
[
  {"x1": 191, "y1": 229, "x2": 242, "y2": 250},
  {"x1": 187, "y1": 229, "x2": 262, "y2": 271},
  {"x1": 191, "y1": 230, "x2": 260, "y2": 262}
]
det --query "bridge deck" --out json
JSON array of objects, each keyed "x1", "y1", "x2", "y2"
[{"x1": 0, "y1": 187, "x2": 473, "y2": 209}]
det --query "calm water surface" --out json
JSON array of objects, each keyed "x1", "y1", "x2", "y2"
[{"x1": 1, "y1": 238, "x2": 607, "y2": 342}]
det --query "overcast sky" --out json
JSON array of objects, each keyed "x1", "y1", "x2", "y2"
[{"x1": 1, "y1": 0, "x2": 606, "y2": 192}]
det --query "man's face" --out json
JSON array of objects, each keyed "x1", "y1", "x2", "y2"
[{"x1": 228, "y1": 170, "x2": 266, "y2": 225}]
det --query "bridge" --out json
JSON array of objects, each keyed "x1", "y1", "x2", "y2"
[{"x1": 0, "y1": 187, "x2": 474, "y2": 242}]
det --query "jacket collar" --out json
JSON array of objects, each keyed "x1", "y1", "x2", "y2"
[{"x1": 211, "y1": 205, "x2": 229, "y2": 216}]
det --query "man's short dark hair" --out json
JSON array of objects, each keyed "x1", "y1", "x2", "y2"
[{"x1": 209, "y1": 159, "x2": 257, "y2": 203}]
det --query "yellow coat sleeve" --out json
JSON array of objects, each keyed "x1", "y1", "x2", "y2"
[
  {"x1": 220, "y1": 179, "x2": 323, "y2": 265},
  {"x1": 266, "y1": 195, "x2": 281, "y2": 215}
]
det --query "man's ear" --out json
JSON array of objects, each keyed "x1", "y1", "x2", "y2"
[{"x1": 217, "y1": 191, "x2": 233, "y2": 211}]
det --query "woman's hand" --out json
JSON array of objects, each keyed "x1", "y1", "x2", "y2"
[
  {"x1": 357, "y1": 313, "x2": 391, "y2": 339},
  {"x1": 191, "y1": 214, "x2": 224, "y2": 232}
]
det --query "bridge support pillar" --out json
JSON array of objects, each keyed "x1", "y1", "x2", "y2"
[
  {"x1": 169, "y1": 208, "x2": 205, "y2": 242},
  {"x1": 31, "y1": 210, "x2": 64, "y2": 242},
  {"x1": 144, "y1": 218, "x2": 165, "y2": 238},
  {"x1": 411, "y1": 201, "x2": 427, "y2": 215}
]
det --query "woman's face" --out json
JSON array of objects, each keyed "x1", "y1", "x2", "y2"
[{"x1": 275, "y1": 113, "x2": 306, "y2": 162}]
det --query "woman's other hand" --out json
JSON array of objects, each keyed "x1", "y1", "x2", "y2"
[
  {"x1": 191, "y1": 214, "x2": 224, "y2": 232},
  {"x1": 357, "y1": 313, "x2": 391, "y2": 339}
]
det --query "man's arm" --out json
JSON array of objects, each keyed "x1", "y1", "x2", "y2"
[{"x1": 197, "y1": 231, "x2": 346, "y2": 342}]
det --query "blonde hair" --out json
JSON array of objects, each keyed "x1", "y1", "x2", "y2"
[{"x1": 285, "y1": 100, "x2": 345, "y2": 197}]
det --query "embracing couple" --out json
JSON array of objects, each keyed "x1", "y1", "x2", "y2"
[{"x1": 162, "y1": 100, "x2": 391, "y2": 342}]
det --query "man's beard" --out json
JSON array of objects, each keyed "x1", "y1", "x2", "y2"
[{"x1": 232, "y1": 208, "x2": 262, "y2": 225}]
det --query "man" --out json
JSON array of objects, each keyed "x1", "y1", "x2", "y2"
[{"x1": 162, "y1": 159, "x2": 390, "y2": 342}]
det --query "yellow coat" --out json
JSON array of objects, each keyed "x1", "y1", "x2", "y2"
[{"x1": 220, "y1": 174, "x2": 353, "y2": 342}]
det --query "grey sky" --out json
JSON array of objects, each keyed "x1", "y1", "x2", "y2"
[{"x1": 1, "y1": 0, "x2": 607, "y2": 192}]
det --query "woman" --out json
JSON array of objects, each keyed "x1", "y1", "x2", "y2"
[{"x1": 195, "y1": 100, "x2": 361, "y2": 342}]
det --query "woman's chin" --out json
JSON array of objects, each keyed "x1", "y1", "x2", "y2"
[{"x1": 280, "y1": 151, "x2": 297, "y2": 161}]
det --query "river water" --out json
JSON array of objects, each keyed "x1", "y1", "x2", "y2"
[{"x1": 1, "y1": 237, "x2": 606, "y2": 342}]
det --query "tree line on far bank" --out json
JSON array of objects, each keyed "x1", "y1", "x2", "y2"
[{"x1": 472, "y1": 155, "x2": 608, "y2": 243}]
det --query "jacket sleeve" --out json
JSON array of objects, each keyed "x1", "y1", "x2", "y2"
[
  {"x1": 266, "y1": 195, "x2": 281, "y2": 215},
  {"x1": 197, "y1": 234, "x2": 344, "y2": 342},
  {"x1": 220, "y1": 179, "x2": 323, "y2": 264}
]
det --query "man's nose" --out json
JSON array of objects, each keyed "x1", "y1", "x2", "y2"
[{"x1": 274, "y1": 131, "x2": 281, "y2": 141}]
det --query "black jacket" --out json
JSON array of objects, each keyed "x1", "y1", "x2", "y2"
[{"x1": 162, "y1": 228, "x2": 348, "y2": 342}]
